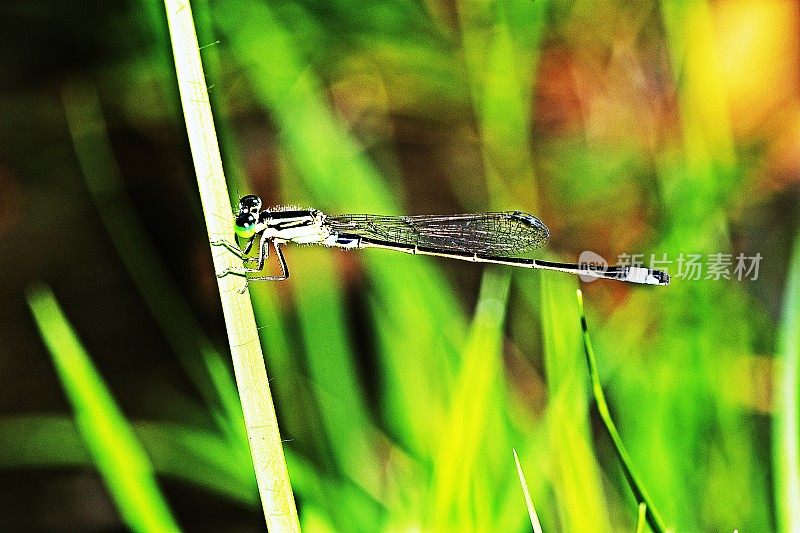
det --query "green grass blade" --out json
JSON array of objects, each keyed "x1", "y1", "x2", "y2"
[
  {"x1": 0, "y1": 414, "x2": 257, "y2": 505},
  {"x1": 635, "y1": 502, "x2": 647, "y2": 533},
  {"x1": 430, "y1": 269, "x2": 511, "y2": 530},
  {"x1": 248, "y1": 281, "x2": 327, "y2": 447},
  {"x1": 774, "y1": 227, "x2": 800, "y2": 532},
  {"x1": 577, "y1": 289, "x2": 666, "y2": 533},
  {"x1": 367, "y1": 259, "x2": 465, "y2": 458},
  {"x1": 540, "y1": 272, "x2": 611, "y2": 533},
  {"x1": 163, "y1": 0, "x2": 299, "y2": 528},
  {"x1": 26, "y1": 284, "x2": 180, "y2": 533},
  {"x1": 292, "y1": 248, "x2": 383, "y2": 504},
  {"x1": 513, "y1": 449, "x2": 543, "y2": 533}
]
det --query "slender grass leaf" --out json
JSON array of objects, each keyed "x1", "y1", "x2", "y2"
[
  {"x1": 540, "y1": 272, "x2": 610, "y2": 532},
  {"x1": 635, "y1": 502, "x2": 647, "y2": 533},
  {"x1": 513, "y1": 448, "x2": 544, "y2": 533},
  {"x1": 774, "y1": 227, "x2": 800, "y2": 532},
  {"x1": 292, "y1": 247, "x2": 383, "y2": 505},
  {"x1": 26, "y1": 284, "x2": 180, "y2": 532},
  {"x1": 430, "y1": 269, "x2": 511, "y2": 530},
  {"x1": 577, "y1": 289, "x2": 666, "y2": 533},
  {"x1": 0, "y1": 415, "x2": 257, "y2": 505},
  {"x1": 164, "y1": 0, "x2": 301, "y2": 526}
]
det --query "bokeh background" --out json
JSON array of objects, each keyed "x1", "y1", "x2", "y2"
[{"x1": 1, "y1": 0, "x2": 798, "y2": 531}]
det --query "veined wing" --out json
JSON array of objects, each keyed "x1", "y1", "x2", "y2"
[{"x1": 323, "y1": 212, "x2": 549, "y2": 255}]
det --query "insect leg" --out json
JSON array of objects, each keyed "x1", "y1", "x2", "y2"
[
  {"x1": 212, "y1": 233, "x2": 261, "y2": 266},
  {"x1": 211, "y1": 238, "x2": 247, "y2": 259},
  {"x1": 246, "y1": 241, "x2": 289, "y2": 282},
  {"x1": 216, "y1": 233, "x2": 271, "y2": 278},
  {"x1": 243, "y1": 235, "x2": 257, "y2": 255}
]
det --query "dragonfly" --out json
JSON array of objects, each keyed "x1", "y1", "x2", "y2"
[{"x1": 212, "y1": 195, "x2": 670, "y2": 290}]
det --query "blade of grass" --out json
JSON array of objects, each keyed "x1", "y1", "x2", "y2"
[
  {"x1": 365, "y1": 255, "x2": 465, "y2": 459},
  {"x1": 456, "y1": 0, "x2": 547, "y2": 212},
  {"x1": 248, "y1": 281, "x2": 333, "y2": 461},
  {"x1": 0, "y1": 414, "x2": 257, "y2": 505},
  {"x1": 635, "y1": 502, "x2": 647, "y2": 533},
  {"x1": 540, "y1": 272, "x2": 610, "y2": 533},
  {"x1": 513, "y1": 448, "x2": 543, "y2": 533},
  {"x1": 292, "y1": 247, "x2": 383, "y2": 506},
  {"x1": 162, "y1": 1, "x2": 299, "y2": 529},
  {"x1": 577, "y1": 289, "x2": 666, "y2": 533},
  {"x1": 26, "y1": 284, "x2": 180, "y2": 532},
  {"x1": 774, "y1": 226, "x2": 800, "y2": 532},
  {"x1": 430, "y1": 269, "x2": 511, "y2": 530}
]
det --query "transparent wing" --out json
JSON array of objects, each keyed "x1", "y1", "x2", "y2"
[{"x1": 323, "y1": 212, "x2": 549, "y2": 255}]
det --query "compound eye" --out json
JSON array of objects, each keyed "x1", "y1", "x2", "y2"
[
  {"x1": 234, "y1": 213, "x2": 257, "y2": 239},
  {"x1": 239, "y1": 195, "x2": 262, "y2": 214}
]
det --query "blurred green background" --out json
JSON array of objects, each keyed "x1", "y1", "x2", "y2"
[{"x1": 1, "y1": 0, "x2": 798, "y2": 531}]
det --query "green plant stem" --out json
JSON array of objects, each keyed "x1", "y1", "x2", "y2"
[
  {"x1": 577, "y1": 290, "x2": 666, "y2": 533},
  {"x1": 635, "y1": 502, "x2": 647, "y2": 533},
  {"x1": 513, "y1": 449, "x2": 543, "y2": 533},
  {"x1": 163, "y1": 0, "x2": 299, "y2": 529}
]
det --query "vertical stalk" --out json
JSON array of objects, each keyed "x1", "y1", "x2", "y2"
[
  {"x1": 774, "y1": 229, "x2": 800, "y2": 532},
  {"x1": 577, "y1": 290, "x2": 666, "y2": 533},
  {"x1": 162, "y1": 1, "x2": 300, "y2": 530}
]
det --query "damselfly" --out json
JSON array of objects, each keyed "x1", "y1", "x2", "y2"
[{"x1": 212, "y1": 195, "x2": 670, "y2": 289}]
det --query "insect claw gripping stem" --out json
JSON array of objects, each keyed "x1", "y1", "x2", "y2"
[
  {"x1": 212, "y1": 235, "x2": 288, "y2": 294},
  {"x1": 238, "y1": 280, "x2": 249, "y2": 294},
  {"x1": 213, "y1": 266, "x2": 250, "y2": 294},
  {"x1": 211, "y1": 239, "x2": 246, "y2": 259}
]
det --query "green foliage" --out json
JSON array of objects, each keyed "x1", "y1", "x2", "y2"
[{"x1": 429, "y1": 269, "x2": 511, "y2": 531}]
